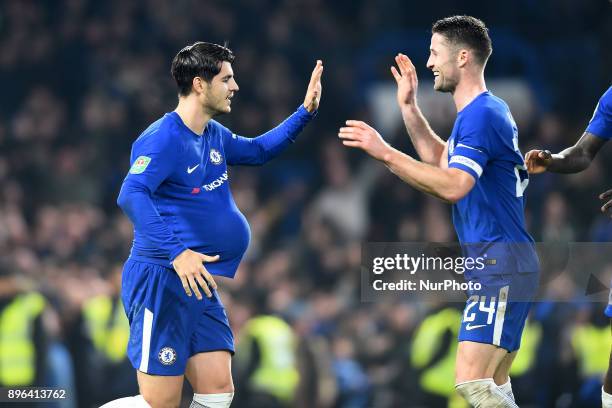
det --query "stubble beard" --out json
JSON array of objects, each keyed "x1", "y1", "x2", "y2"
[
  {"x1": 204, "y1": 98, "x2": 230, "y2": 118},
  {"x1": 435, "y1": 75, "x2": 457, "y2": 94}
]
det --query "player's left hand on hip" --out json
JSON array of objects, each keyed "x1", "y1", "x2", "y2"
[
  {"x1": 599, "y1": 188, "x2": 612, "y2": 216},
  {"x1": 338, "y1": 120, "x2": 392, "y2": 161},
  {"x1": 303, "y1": 60, "x2": 323, "y2": 113}
]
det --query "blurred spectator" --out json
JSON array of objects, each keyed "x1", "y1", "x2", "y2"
[
  {"x1": 542, "y1": 192, "x2": 575, "y2": 242},
  {"x1": 67, "y1": 264, "x2": 136, "y2": 408},
  {"x1": 0, "y1": 268, "x2": 49, "y2": 388},
  {"x1": 235, "y1": 314, "x2": 299, "y2": 407},
  {"x1": 569, "y1": 305, "x2": 612, "y2": 407},
  {"x1": 332, "y1": 335, "x2": 371, "y2": 408}
]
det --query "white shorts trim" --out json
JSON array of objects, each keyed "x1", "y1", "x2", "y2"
[
  {"x1": 139, "y1": 308, "x2": 154, "y2": 373},
  {"x1": 492, "y1": 286, "x2": 509, "y2": 346}
]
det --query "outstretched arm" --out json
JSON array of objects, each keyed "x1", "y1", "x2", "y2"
[
  {"x1": 391, "y1": 54, "x2": 446, "y2": 166},
  {"x1": 525, "y1": 132, "x2": 606, "y2": 174},
  {"x1": 383, "y1": 149, "x2": 475, "y2": 203},
  {"x1": 224, "y1": 61, "x2": 323, "y2": 166},
  {"x1": 338, "y1": 120, "x2": 474, "y2": 203}
]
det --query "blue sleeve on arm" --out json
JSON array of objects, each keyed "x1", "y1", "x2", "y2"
[
  {"x1": 117, "y1": 180, "x2": 188, "y2": 262},
  {"x1": 125, "y1": 129, "x2": 181, "y2": 193},
  {"x1": 586, "y1": 87, "x2": 612, "y2": 140},
  {"x1": 222, "y1": 105, "x2": 315, "y2": 165},
  {"x1": 448, "y1": 111, "x2": 491, "y2": 180},
  {"x1": 116, "y1": 129, "x2": 187, "y2": 263}
]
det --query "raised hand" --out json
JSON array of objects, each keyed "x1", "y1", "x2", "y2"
[
  {"x1": 338, "y1": 120, "x2": 393, "y2": 161},
  {"x1": 303, "y1": 60, "x2": 323, "y2": 113},
  {"x1": 172, "y1": 249, "x2": 219, "y2": 300},
  {"x1": 524, "y1": 149, "x2": 552, "y2": 174},
  {"x1": 391, "y1": 54, "x2": 419, "y2": 108}
]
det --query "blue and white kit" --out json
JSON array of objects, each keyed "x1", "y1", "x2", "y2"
[
  {"x1": 447, "y1": 91, "x2": 539, "y2": 352},
  {"x1": 117, "y1": 106, "x2": 314, "y2": 374}
]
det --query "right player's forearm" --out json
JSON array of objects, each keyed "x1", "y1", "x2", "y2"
[
  {"x1": 547, "y1": 132, "x2": 605, "y2": 173},
  {"x1": 400, "y1": 105, "x2": 446, "y2": 166},
  {"x1": 547, "y1": 146, "x2": 592, "y2": 173},
  {"x1": 117, "y1": 181, "x2": 188, "y2": 262}
]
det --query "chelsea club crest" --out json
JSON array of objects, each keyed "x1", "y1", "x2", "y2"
[
  {"x1": 210, "y1": 149, "x2": 223, "y2": 165},
  {"x1": 158, "y1": 347, "x2": 177, "y2": 365}
]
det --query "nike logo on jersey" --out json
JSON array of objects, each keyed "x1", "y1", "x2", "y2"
[
  {"x1": 187, "y1": 164, "x2": 199, "y2": 174},
  {"x1": 465, "y1": 323, "x2": 487, "y2": 331}
]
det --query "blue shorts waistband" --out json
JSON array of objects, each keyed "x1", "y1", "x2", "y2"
[{"x1": 127, "y1": 255, "x2": 174, "y2": 269}]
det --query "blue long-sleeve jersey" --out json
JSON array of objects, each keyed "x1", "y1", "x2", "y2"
[
  {"x1": 447, "y1": 91, "x2": 538, "y2": 276},
  {"x1": 586, "y1": 86, "x2": 612, "y2": 140},
  {"x1": 117, "y1": 105, "x2": 315, "y2": 278}
]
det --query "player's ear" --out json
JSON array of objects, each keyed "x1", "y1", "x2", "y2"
[
  {"x1": 457, "y1": 49, "x2": 468, "y2": 68},
  {"x1": 192, "y1": 77, "x2": 205, "y2": 94}
]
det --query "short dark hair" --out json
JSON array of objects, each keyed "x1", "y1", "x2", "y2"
[
  {"x1": 171, "y1": 41, "x2": 235, "y2": 96},
  {"x1": 432, "y1": 16, "x2": 492, "y2": 65}
]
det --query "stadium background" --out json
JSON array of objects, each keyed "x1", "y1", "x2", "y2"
[{"x1": 0, "y1": 0, "x2": 611, "y2": 407}]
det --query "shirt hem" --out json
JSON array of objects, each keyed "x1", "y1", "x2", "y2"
[{"x1": 127, "y1": 255, "x2": 237, "y2": 278}]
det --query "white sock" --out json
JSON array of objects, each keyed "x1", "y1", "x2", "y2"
[
  {"x1": 456, "y1": 378, "x2": 518, "y2": 408},
  {"x1": 603, "y1": 387, "x2": 612, "y2": 408},
  {"x1": 100, "y1": 395, "x2": 151, "y2": 408},
  {"x1": 498, "y1": 378, "x2": 515, "y2": 402},
  {"x1": 192, "y1": 393, "x2": 234, "y2": 408}
]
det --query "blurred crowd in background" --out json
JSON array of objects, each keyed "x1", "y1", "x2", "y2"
[{"x1": 0, "y1": 0, "x2": 611, "y2": 407}]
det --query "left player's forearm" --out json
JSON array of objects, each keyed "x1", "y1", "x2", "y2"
[
  {"x1": 226, "y1": 105, "x2": 315, "y2": 166},
  {"x1": 383, "y1": 148, "x2": 462, "y2": 203},
  {"x1": 253, "y1": 105, "x2": 315, "y2": 162}
]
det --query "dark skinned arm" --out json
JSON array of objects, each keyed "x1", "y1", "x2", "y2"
[
  {"x1": 525, "y1": 132, "x2": 612, "y2": 215},
  {"x1": 524, "y1": 132, "x2": 606, "y2": 174}
]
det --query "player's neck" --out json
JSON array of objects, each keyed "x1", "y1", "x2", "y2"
[
  {"x1": 452, "y1": 76, "x2": 487, "y2": 112},
  {"x1": 174, "y1": 98, "x2": 212, "y2": 136}
]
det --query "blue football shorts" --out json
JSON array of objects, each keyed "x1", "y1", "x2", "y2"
[
  {"x1": 121, "y1": 259, "x2": 234, "y2": 376},
  {"x1": 458, "y1": 270, "x2": 539, "y2": 352}
]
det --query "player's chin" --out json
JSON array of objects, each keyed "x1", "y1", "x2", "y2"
[
  {"x1": 433, "y1": 77, "x2": 444, "y2": 91},
  {"x1": 435, "y1": 81, "x2": 454, "y2": 94},
  {"x1": 216, "y1": 104, "x2": 231, "y2": 114}
]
